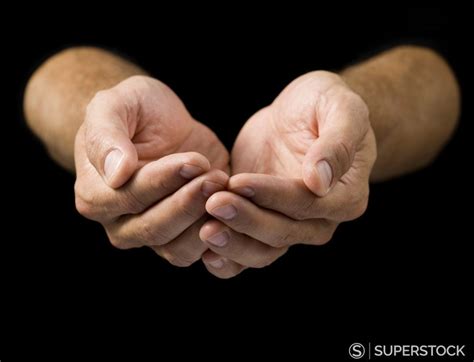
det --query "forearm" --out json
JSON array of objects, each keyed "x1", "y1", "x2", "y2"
[
  {"x1": 341, "y1": 45, "x2": 460, "y2": 181},
  {"x1": 24, "y1": 47, "x2": 146, "y2": 171}
]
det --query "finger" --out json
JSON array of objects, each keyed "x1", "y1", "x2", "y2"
[
  {"x1": 76, "y1": 153, "x2": 209, "y2": 222},
  {"x1": 206, "y1": 191, "x2": 336, "y2": 248},
  {"x1": 201, "y1": 250, "x2": 246, "y2": 279},
  {"x1": 228, "y1": 173, "x2": 368, "y2": 221},
  {"x1": 124, "y1": 152, "x2": 211, "y2": 211},
  {"x1": 84, "y1": 89, "x2": 138, "y2": 188},
  {"x1": 75, "y1": 152, "x2": 211, "y2": 223},
  {"x1": 200, "y1": 219, "x2": 287, "y2": 268},
  {"x1": 303, "y1": 91, "x2": 369, "y2": 196},
  {"x1": 151, "y1": 216, "x2": 208, "y2": 267},
  {"x1": 106, "y1": 169, "x2": 228, "y2": 249}
]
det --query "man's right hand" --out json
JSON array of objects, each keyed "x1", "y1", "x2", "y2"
[{"x1": 74, "y1": 75, "x2": 229, "y2": 267}]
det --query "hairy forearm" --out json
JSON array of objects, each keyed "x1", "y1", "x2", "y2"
[
  {"x1": 341, "y1": 45, "x2": 460, "y2": 181},
  {"x1": 24, "y1": 47, "x2": 146, "y2": 171}
]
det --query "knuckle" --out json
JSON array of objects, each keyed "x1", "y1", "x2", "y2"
[
  {"x1": 139, "y1": 219, "x2": 170, "y2": 246},
  {"x1": 75, "y1": 196, "x2": 95, "y2": 218},
  {"x1": 346, "y1": 186, "x2": 369, "y2": 220},
  {"x1": 176, "y1": 192, "x2": 204, "y2": 220},
  {"x1": 308, "y1": 229, "x2": 333, "y2": 245},
  {"x1": 74, "y1": 184, "x2": 102, "y2": 220},
  {"x1": 294, "y1": 196, "x2": 318, "y2": 220},
  {"x1": 160, "y1": 246, "x2": 197, "y2": 268},
  {"x1": 322, "y1": 223, "x2": 337, "y2": 244},
  {"x1": 74, "y1": 181, "x2": 113, "y2": 221},
  {"x1": 107, "y1": 233, "x2": 131, "y2": 250},
  {"x1": 319, "y1": 228, "x2": 335, "y2": 245},
  {"x1": 301, "y1": 221, "x2": 336, "y2": 245},
  {"x1": 121, "y1": 189, "x2": 146, "y2": 214},
  {"x1": 273, "y1": 230, "x2": 295, "y2": 248},
  {"x1": 149, "y1": 172, "x2": 174, "y2": 195},
  {"x1": 351, "y1": 198, "x2": 369, "y2": 220}
]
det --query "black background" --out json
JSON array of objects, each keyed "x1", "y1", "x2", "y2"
[{"x1": 3, "y1": 3, "x2": 472, "y2": 360}]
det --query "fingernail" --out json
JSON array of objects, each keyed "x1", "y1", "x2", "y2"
[
  {"x1": 208, "y1": 258, "x2": 225, "y2": 269},
  {"x1": 207, "y1": 231, "x2": 229, "y2": 247},
  {"x1": 317, "y1": 160, "x2": 333, "y2": 195},
  {"x1": 180, "y1": 164, "x2": 204, "y2": 179},
  {"x1": 201, "y1": 181, "x2": 224, "y2": 197},
  {"x1": 211, "y1": 205, "x2": 237, "y2": 220},
  {"x1": 234, "y1": 187, "x2": 255, "y2": 198},
  {"x1": 104, "y1": 149, "x2": 123, "y2": 182}
]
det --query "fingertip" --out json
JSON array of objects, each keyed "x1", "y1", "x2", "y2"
[
  {"x1": 201, "y1": 249, "x2": 223, "y2": 265},
  {"x1": 210, "y1": 168, "x2": 230, "y2": 185},
  {"x1": 182, "y1": 152, "x2": 212, "y2": 171},
  {"x1": 202, "y1": 251, "x2": 243, "y2": 279},
  {"x1": 228, "y1": 172, "x2": 252, "y2": 184},
  {"x1": 104, "y1": 145, "x2": 138, "y2": 189},
  {"x1": 199, "y1": 169, "x2": 229, "y2": 198},
  {"x1": 228, "y1": 173, "x2": 257, "y2": 196},
  {"x1": 199, "y1": 219, "x2": 225, "y2": 242},
  {"x1": 205, "y1": 191, "x2": 233, "y2": 213},
  {"x1": 302, "y1": 159, "x2": 328, "y2": 197},
  {"x1": 232, "y1": 187, "x2": 256, "y2": 198},
  {"x1": 180, "y1": 164, "x2": 206, "y2": 179}
]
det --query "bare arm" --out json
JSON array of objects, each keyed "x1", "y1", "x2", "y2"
[
  {"x1": 203, "y1": 46, "x2": 462, "y2": 278},
  {"x1": 23, "y1": 45, "x2": 462, "y2": 278},
  {"x1": 24, "y1": 47, "x2": 230, "y2": 269},
  {"x1": 341, "y1": 45, "x2": 460, "y2": 181},
  {"x1": 24, "y1": 47, "x2": 146, "y2": 171}
]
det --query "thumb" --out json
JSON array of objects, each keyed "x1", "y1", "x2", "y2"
[
  {"x1": 84, "y1": 92, "x2": 138, "y2": 189},
  {"x1": 302, "y1": 136, "x2": 354, "y2": 197},
  {"x1": 302, "y1": 98, "x2": 368, "y2": 196}
]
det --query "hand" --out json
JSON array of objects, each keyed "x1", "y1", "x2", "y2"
[
  {"x1": 199, "y1": 71, "x2": 377, "y2": 278},
  {"x1": 74, "y1": 75, "x2": 229, "y2": 267}
]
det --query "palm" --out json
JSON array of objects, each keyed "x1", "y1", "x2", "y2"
[
  {"x1": 133, "y1": 114, "x2": 228, "y2": 171},
  {"x1": 126, "y1": 79, "x2": 229, "y2": 171},
  {"x1": 231, "y1": 107, "x2": 315, "y2": 177},
  {"x1": 231, "y1": 72, "x2": 374, "y2": 189}
]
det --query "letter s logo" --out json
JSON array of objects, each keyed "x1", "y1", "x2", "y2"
[{"x1": 349, "y1": 343, "x2": 366, "y2": 359}]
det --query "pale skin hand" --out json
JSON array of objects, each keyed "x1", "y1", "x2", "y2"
[
  {"x1": 25, "y1": 48, "x2": 230, "y2": 267},
  {"x1": 24, "y1": 46, "x2": 460, "y2": 277},
  {"x1": 200, "y1": 72, "x2": 377, "y2": 277},
  {"x1": 199, "y1": 46, "x2": 460, "y2": 278},
  {"x1": 74, "y1": 75, "x2": 230, "y2": 266}
]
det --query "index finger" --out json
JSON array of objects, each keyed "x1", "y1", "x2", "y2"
[
  {"x1": 75, "y1": 152, "x2": 210, "y2": 223},
  {"x1": 228, "y1": 173, "x2": 367, "y2": 221}
]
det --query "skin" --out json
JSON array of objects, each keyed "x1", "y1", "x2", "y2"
[
  {"x1": 24, "y1": 46, "x2": 460, "y2": 278},
  {"x1": 74, "y1": 76, "x2": 229, "y2": 266},
  {"x1": 25, "y1": 48, "x2": 229, "y2": 267},
  {"x1": 200, "y1": 72, "x2": 376, "y2": 277}
]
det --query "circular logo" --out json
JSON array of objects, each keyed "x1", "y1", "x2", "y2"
[{"x1": 349, "y1": 343, "x2": 365, "y2": 359}]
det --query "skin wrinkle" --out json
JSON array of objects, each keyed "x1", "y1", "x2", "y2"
[{"x1": 24, "y1": 45, "x2": 460, "y2": 278}]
